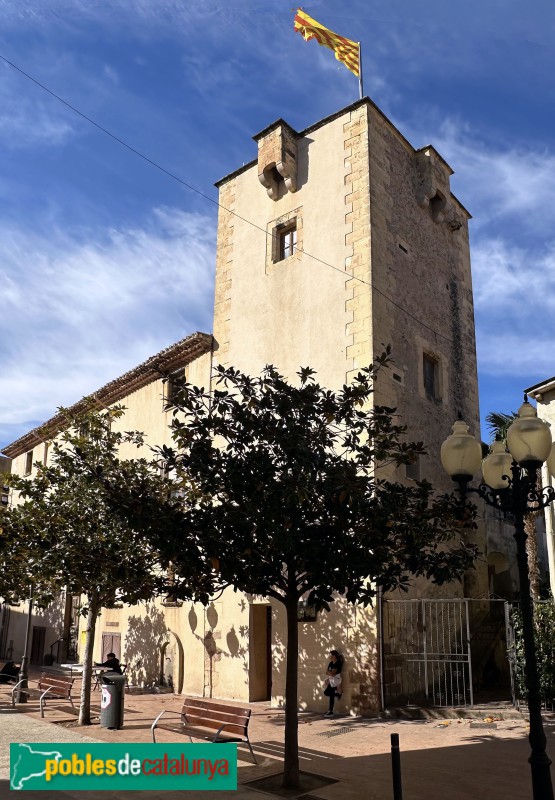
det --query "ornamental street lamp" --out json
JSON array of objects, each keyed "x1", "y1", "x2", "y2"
[{"x1": 441, "y1": 397, "x2": 555, "y2": 800}]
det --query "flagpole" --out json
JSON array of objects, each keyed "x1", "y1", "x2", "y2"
[{"x1": 358, "y1": 42, "x2": 363, "y2": 99}]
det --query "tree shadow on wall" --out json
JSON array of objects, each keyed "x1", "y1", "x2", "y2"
[
  {"x1": 270, "y1": 597, "x2": 380, "y2": 717},
  {"x1": 186, "y1": 600, "x2": 250, "y2": 698},
  {"x1": 123, "y1": 604, "x2": 168, "y2": 689}
]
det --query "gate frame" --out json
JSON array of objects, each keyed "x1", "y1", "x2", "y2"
[{"x1": 382, "y1": 597, "x2": 515, "y2": 709}]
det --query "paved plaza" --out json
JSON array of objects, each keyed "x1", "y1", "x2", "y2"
[{"x1": 1, "y1": 678, "x2": 554, "y2": 799}]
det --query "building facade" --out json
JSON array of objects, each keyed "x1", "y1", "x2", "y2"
[{"x1": 2, "y1": 98, "x2": 492, "y2": 713}]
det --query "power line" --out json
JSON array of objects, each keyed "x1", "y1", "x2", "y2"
[{"x1": 0, "y1": 52, "x2": 473, "y2": 356}]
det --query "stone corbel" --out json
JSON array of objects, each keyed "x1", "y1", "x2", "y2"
[
  {"x1": 416, "y1": 173, "x2": 435, "y2": 209},
  {"x1": 259, "y1": 165, "x2": 280, "y2": 200},
  {"x1": 442, "y1": 206, "x2": 464, "y2": 232},
  {"x1": 276, "y1": 155, "x2": 297, "y2": 193},
  {"x1": 255, "y1": 120, "x2": 299, "y2": 201},
  {"x1": 415, "y1": 148, "x2": 453, "y2": 222}
]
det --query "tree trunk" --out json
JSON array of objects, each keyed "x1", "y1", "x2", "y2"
[
  {"x1": 78, "y1": 589, "x2": 100, "y2": 726},
  {"x1": 61, "y1": 589, "x2": 73, "y2": 663},
  {"x1": 525, "y1": 513, "x2": 541, "y2": 602},
  {"x1": 282, "y1": 581, "x2": 300, "y2": 790}
]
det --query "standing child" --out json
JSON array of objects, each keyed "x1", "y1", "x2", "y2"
[{"x1": 323, "y1": 649, "x2": 344, "y2": 717}]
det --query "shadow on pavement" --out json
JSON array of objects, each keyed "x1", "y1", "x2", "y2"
[{"x1": 0, "y1": 733, "x2": 551, "y2": 800}]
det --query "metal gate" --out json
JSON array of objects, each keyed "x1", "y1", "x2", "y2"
[{"x1": 382, "y1": 599, "x2": 473, "y2": 707}]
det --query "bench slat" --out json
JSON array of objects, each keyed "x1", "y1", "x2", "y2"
[
  {"x1": 183, "y1": 699, "x2": 250, "y2": 719},
  {"x1": 38, "y1": 676, "x2": 73, "y2": 696},
  {"x1": 159, "y1": 723, "x2": 245, "y2": 743},
  {"x1": 183, "y1": 706, "x2": 250, "y2": 724},
  {"x1": 184, "y1": 715, "x2": 247, "y2": 734}
]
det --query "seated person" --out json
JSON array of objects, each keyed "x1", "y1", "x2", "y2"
[
  {"x1": 94, "y1": 652, "x2": 123, "y2": 674},
  {"x1": 0, "y1": 660, "x2": 20, "y2": 684}
]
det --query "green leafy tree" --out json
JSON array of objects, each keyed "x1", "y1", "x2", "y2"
[
  {"x1": 485, "y1": 410, "x2": 541, "y2": 600},
  {"x1": 2, "y1": 407, "x2": 202, "y2": 725},
  {"x1": 158, "y1": 355, "x2": 477, "y2": 790},
  {"x1": 511, "y1": 601, "x2": 555, "y2": 706}
]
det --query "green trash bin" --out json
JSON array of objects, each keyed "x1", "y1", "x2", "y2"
[{"x1": 100, "y1": 672, "x2": 125, "y2": 729}]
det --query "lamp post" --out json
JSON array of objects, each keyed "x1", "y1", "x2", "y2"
[
  {"x1": 15, "y1": 585, "x2": 33, "y2": 704},
  {"x1": 441, "y1": 398, "x2": 555, "y2": 800}
]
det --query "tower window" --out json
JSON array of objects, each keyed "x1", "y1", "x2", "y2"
[
  {"x1": 266, "y1": 208, "x2": 302, "y2": 274},
  {"x1": 423, "y1": 354, "x2": 440, "y2": 400},
  {"x1": 406, "y1": 455, "x2": 420, "y2": 482},
  {"x1": 275, "y1": 222, "x2": 297, "y2": 262}
]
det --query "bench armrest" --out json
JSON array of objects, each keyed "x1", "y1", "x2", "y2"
[
  {"x1": 151, "y1": 709, "x2": 182, "y2": 743},
  {"x1": 11, "y1": 680, "x2": 25, "y2": 707},
  {"x1": 214, "y1": 723, "x2": 227, "y2": 742},
  {"x1": 11, "y1": 680, "x2": 37, "y2": 707},
  {"x1": 39, "y1": 687, "x2": 54, "y2": 718},
  {"x1": 213, "y1": 722, "x2": 246, "y2": 742}
]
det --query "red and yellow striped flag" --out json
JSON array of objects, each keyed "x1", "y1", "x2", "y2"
[{"x1": 293, "y1": 9, "x2": 360, "y2": 78}]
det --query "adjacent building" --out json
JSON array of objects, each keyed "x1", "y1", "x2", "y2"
[{"x1": 524, "y1": 376, "x2": 555, "y2": 598}]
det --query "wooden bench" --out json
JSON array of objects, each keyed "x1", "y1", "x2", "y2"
[
  {"x1": 151, "y1": 698, "x2": 257, "y2": 764},
  {"x1": 11, "y1": 672, "x2": 75, "y2": 718}
]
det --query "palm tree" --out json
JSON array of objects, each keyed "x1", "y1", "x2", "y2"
[{"x1": 485, "y1": 410, "x2": 541, "y2": 601}]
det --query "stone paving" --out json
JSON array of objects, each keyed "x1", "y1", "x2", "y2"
[{"x1": 1, "y1": 679, "x2": 554, "y2": 799}]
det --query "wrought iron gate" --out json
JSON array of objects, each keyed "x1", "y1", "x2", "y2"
[{"x1": 382, "y1": 599, "x2": 473, "y2": 707}]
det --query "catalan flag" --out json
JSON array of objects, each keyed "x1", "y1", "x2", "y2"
[{"x1": 293, "y1": 9, "x2": 360, "y2": 78}]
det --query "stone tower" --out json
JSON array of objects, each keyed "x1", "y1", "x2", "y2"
[
  {"x1": 212, "y1": 99, "x2": 485, "y2": 712},
  {"x1": 213, "y1": 98, "x2": 480, "y2": 494}
]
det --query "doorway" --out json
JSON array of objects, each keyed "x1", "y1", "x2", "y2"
[
  {"x1": 101, "y1": 633, "x2": 121, "y2": 662},
  {"x1": 159, "y1": 631, "x2": 184, "y2": 693},
  {"x1": 249, "y1": 604, "x2": 271, "y2": 702},
  {"x1": 30, "y1": 626, "x2": 46, "y2": 665}
]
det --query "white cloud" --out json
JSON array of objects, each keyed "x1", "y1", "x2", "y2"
[
  {"x1": 432, "y1": 119, "x2": 555, "y2": 233},
  {"x1": 0, "y1": 206, "x2": 215, "y2": 440},
  {"x1": 0, "y1": 65, "x2": 74, "y2": 148},
  {"x1": 103, "y1": 64, "x2": 119, "y2": 84},
  {"x1": 472, "y1": 238, "x2": 555, "y2": 312},
  {"x1": 476, "y1": 332, "x2": 555, "y2": 378},
  {"x1": 472, "y1": 237, "x2": 555, "y2": 378},
  {"x1": 388, "y1": 109, "x2": 555, "y2": 238},
  {"x1": 0, "y1": 49, "x2": 102, "y2": 151}
]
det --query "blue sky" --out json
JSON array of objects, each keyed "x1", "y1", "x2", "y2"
[{"x1": 1, "y1": 0, "x2": 555, "y2": 451}]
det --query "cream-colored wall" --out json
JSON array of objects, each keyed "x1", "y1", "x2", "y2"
[
  {"x1": 90, "y1": 588, "x2": 251, "y2": 702},
  {"x1": 111, "y1": 351, "x2": 212, "y2": 459},
  {"x1": 2, "y1": 596, "x2": 67, "y2": 665},
  {"x1": 270, "y1": 597, "x2": 379, "y2": 716},
  {"x1": 214, "y1": 103, "x2": 480, "y2": 492},
  {"x1": 6, "y1": 447, "x2": 68, "y2": 665},
  {"x1": 3, "y1": 352, "x2": 215, "y2": 671},
  {"x1": 215, "y1": 114, "x2": 354, "y2": 389},
  {"x1": 362, "y1": 104, "x2": 484, "y2": 601},
  {"x1": 215, "y1": 103, "x2": 485, "y2": 604}
]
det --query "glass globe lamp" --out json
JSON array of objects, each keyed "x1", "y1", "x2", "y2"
[
  {"x1": 506, "y1": 400, "x2": 552, "y2": 470},
  {"x1": 440, "y1": 419, "x2": 482, "y2": 482}
]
